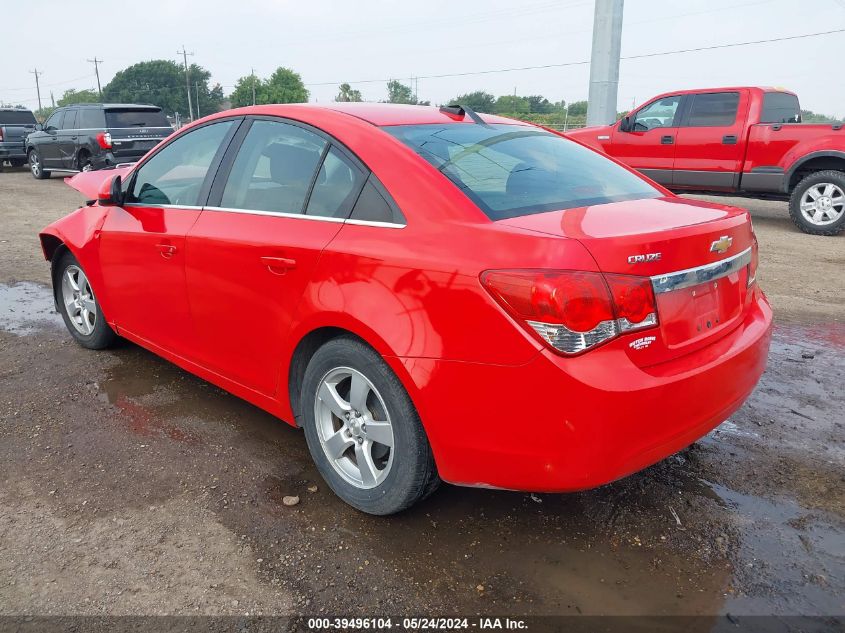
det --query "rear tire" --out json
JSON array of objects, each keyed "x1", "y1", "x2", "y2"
[
  {"x1": 29, "y1": 149, "x2": 50, "y2": 180},
  {"x1": 789, "y1": 170, "x2": 845, "y2": 236},
  {"x1": 77, "y1": 150, "x2": 93, "y2": 172},
  {"x1": 301, "y1": 336, "x2": 439, "y2": 515},
  {"x1": 54, "y1": 251, "x2": 117, "y2": 350}
]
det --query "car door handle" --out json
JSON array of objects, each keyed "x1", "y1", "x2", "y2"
[
  {"x1": 660, "y1": 135, "x2": 674, "y2": 144},
  {"x1": 722, "y1": 134, "x2": 738, "y2": 144},
  {"x1": 71, "y1": 136, "x2": 78, "y2": 140},
  {"x1": 156, "y1": 243, "x2": 177, "y2": 259},
  {"x1": 260, "y1": 256, "x2": 296, "y2": 274}
]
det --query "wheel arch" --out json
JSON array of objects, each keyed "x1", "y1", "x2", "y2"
[
  {"x1": 786, "y1": 151, "x2": 845, "y2": 191},
  {"x1": 285, "y1": 319, "x2": 418, "y2": 429}
]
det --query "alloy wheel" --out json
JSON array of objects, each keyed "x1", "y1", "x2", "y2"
[
  {"x1": 314, "y1": 367, "x2": 395, "y2": 489},
  {"x1": 29, "y1": 152, "x2": 40, "y2": 177},
  {"x1": 800, "y1": 183, "x2": 845, "y2": 226},
  {"x1": 61, "y1": 265, "x2": 97, "y2": 335}
]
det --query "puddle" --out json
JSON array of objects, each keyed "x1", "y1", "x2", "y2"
[{"x1": 0, "y1": 282, "x2": 62, "y2": 335}]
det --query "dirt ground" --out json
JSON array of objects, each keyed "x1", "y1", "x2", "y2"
[{"x1": 0, "y1": 167, "x2": 843, "y2": 622}]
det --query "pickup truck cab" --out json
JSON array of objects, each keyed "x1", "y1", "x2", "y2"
[
  {"x1": 0, "y1": 107, "x2": 37, "y2": 168},
  {"x1": 567, "y1": 87, "x2": 845, "y2": 236}
]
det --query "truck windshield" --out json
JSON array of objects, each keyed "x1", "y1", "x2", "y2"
[
  {"x1": 0, "y1": 110, "x2": 37, "y2": 125},
  {"x1": 105, "y1": 109, "x2": 171, "y2": 128},
  {"x1": 385, "y1": 123, "x2": 660, "y2": 220},
  {"x1": 760, "y1": 93, "x2": 801, "y2": 124}
]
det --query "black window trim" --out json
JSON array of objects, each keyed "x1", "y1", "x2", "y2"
[
  {"x1": 678, "y1": 91, "x2": 741, "y2": 128},
  {"x1": 122, "y1": 115, "x2": 246, "y2": 209},
  {"x1": 203, "y1": 114, "x2": 406, "y2": 228}
]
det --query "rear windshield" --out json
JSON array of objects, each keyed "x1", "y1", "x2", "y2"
[
  {"x1": 105, "y1": 108, "x2": 170, "y2": 128},
  {"x1": 760, "y1": 92, "x2": 801, "y2": 124},
  {"x1": 384, "y1": 123, "x2": 660, "y2": 220},
  {"x1": 0, "y1": 110, "x2": 37, "y2": 125}
]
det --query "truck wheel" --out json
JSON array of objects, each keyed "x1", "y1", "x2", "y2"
[
  {"x1": 28, "y1": 149, "x2": 50, "y2": 180},
  {"x1": 789, "y1": 170, "x2": 845, "y2": 236}
]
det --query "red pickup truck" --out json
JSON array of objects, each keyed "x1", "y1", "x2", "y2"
[{"x1": 567, "y1": 87, "x2": 845, "y2": 236}]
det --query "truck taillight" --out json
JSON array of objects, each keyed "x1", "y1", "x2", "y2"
[
  {"x1": 95, "y1": 131, "x2": 112, "y2": 149},
  {"x1": 0, "y1": 128, "x2": 4, "y2": 141},
  {"x1": 481, "y1": 270, "x2": 658, "y2": 355}
]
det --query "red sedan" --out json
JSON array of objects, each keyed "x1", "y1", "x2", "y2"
[{"x1": 40, "y1": 103, "x2": 773, "y2": 514}]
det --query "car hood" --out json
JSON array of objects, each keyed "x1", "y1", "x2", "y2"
[{"x1": 65, "y1": 167, "x2": 133, "y2": 199}]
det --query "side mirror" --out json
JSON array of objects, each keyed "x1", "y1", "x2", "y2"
[
  {"x1": 619, "y1": 116, "x2": 633, "y2": 132},
  {"x1": 97, "y1": 175, "x2": 123, "y2": 206},
  {"x1": 35, "y1": 123, "x2": 43, "y2": 131}
]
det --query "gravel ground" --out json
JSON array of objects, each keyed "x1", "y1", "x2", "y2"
[{"x1": 0, "y1": 167, "x2": 843, "y2": 621}]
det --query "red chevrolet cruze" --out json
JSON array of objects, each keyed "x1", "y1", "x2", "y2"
[{"x1": 40, "y1": 103, "x2": 773, "y2": 514}]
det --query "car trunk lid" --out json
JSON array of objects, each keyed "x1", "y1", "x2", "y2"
[{"x1": 498, "y1": 196, "x2": 757, "y2": 365}]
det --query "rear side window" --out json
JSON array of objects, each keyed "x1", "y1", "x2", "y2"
[
  {"x1": 78, "y1": 108, "x2": 105, "y2": 129},
  {"x1": 305, "y1": 147, "x2": 366, "y2": 218},
  {"x1": 685, "y1": 92, "x2": 740, "y2": 127},
  {"x1": 0, "y1": 110, "x2": 37, "y2": 125},
  {"x1": 760, "y1": 92, "x2": 801, "y2": 123},
  {"x1": 127, "y1": 120, "x2": 234, "y2": 206},
  {"x1": 349, "y1": 176, "x2": 405, "y2": 224},
  {"x1": 385, "y1": 123, "x2": 660, "y2": 220},
  {"x1": 221, "y1": 119, "x2": 327, "y2": 214},
  {"x1": 106, "y1": 108, "x2": 170, "y2": 128},
  {"x1": 62, "y1": 109, "x2": 78, "y2": 130}
]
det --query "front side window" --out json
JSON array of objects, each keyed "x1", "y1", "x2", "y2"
[
  {"x1": 633, "y1": 96, "x2": 681, "y2": 131},
  {"x1": 685, "y1": 92, "x2": 740, "y2": 127},
  {"x1": 126, "y1": 120, "x2": 234, "y2": 206},
  {"x1": 220, "y1": 120, "x2": 327, "y2": 214},
  {"x1": 760, "y1": 92, "x2": 801, "y2": 124},
  {"x1": 386, "y1": 124, "x2": 660, "y2": 220},
  {"x1": 44, "y1": 111, "x2": 64, "y2": 131}
]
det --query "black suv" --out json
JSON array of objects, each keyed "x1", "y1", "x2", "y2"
[
  {"x1": 26, "y1": 103, "x2": 172, "y2": 179},
  {"x1": 0, "y1": 107, "x2": 37, "y2": 168}
]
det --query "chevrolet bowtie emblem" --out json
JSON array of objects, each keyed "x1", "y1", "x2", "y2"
[{"x1": 710, "y1": 236, "x2": 733, "y2": 254}]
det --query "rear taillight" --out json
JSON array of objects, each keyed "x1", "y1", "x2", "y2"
[
  {"x1": 481, "y1": 270, "x2": 658, "y2": 355},
  {"x1": 0, "y1": 128, "x2": 4, "y2": 141},
  {"x1": 95, "y1": 131, "x2": 112, "y2": 149},
  {"x1": 747, "y1": 233, "x2": 759, "y2": 288}
]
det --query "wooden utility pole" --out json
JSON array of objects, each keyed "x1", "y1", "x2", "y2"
[
  {"x1": 29, "y1": 68, "x2": 43, "y2": 112},
  {"x1": 87, "y1": 57, "x2": 104, "y2": 98},
  {"x1": 177, "y1": 46, "x2": 195, "y2": 121}
]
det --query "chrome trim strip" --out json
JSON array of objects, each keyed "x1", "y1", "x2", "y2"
[
  {"x1": 203, "y1": 206, "x2": 406, "y2": 228},
  {"x1": 123, "y1": 203, "x2": 205, "y2": 210},
  {"x1": 651, "y1": 247, "x2": 752, "y2": 294},
  {"x1": 203, "y1": 206, "x2": 346, "y2": 223}
]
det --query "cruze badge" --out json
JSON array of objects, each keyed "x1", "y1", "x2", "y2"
[
  {"x1": 710, "y1": 236, "x2": 733, "y2": 254},
  {"x1": 627, "y1": 252, "x2": 661, "y2": 264}
]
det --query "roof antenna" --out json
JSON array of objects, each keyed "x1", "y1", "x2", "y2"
[{"x1": 439, "y1": 104, "x2": 491, "y2": 127}]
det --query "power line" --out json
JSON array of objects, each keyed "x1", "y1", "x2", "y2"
[
  {"x1": 87, "y1": 57, "x2": 104, "y2": 98},
  {"x1": 304, "y1": 27, "x2": 845, "y2": 87}
]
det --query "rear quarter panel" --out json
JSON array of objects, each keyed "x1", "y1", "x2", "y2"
[{"x1": 743, "y1": 124, "x2": 845, "y2": 172}]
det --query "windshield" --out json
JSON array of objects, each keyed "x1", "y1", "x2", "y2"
[
  {"x1": 0, "y1": 110, "x2": 37, "y2": 125},
  {"x1": 385, "y1": 123, "x2": 660, "y2": 220},
  {"x1": 105, "y1": 108, "x2": 171, "y2": 128}
]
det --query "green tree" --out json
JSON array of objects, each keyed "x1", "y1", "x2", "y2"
[
  {"x1": 336, "y1": 83, "x2": 362, "y2": 102},
  {"x1": 386, "y1": 80, "x2": 416, "y2": 104},
  {"x1": 448, "y1": 91, "x2": 495, "y2": 112},
  {"x1": 230, "y1": 67, "x2": 308, "y2": 106},
  {"x1": 494, "y1": 95, "x2": 529, "y2": 115},
  {"x1": 229, "y1": 72, "x2": 265, "y2": 107},
  {"x1": 566, "y1": 100, "x2": 588, "y2": 116},
  {"x1": 103, "y1": 59, "x2": 223, "y2": 118},
  {"x1": 57, "y1": 88, "x2": 100, "y2": 107},
  {"x1": 526, "y1": 95, "x2": 552, "y2": 114}
]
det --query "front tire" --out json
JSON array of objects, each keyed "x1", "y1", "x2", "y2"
[
  {"x1": 301, "y1": 337, "x2": 439, "y2": 515},
  {"x1": 54, "y1": 251, "x2": 116, "y2": 349},
  {"x1": 77, "y1": 150, "x2": 93, "y2": 172},
  {"x1": 789, "y1": 170, "x2": 845, "y2": 236},
  {"x1": 29, "y1": 149, "x2": 50, "y2": 180}
]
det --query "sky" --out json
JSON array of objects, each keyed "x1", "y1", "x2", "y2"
[{"x1": 1, "y1": 0, "x2": 844, "y2": 116}]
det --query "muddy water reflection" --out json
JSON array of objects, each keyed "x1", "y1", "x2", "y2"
[{"x1": 0, "y1": 282, "x2": 62, "y2": 335}]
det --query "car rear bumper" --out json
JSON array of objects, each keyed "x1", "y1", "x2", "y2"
[{"x1": 392, "y1": 289, "x2": 773, "y2": 492}]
